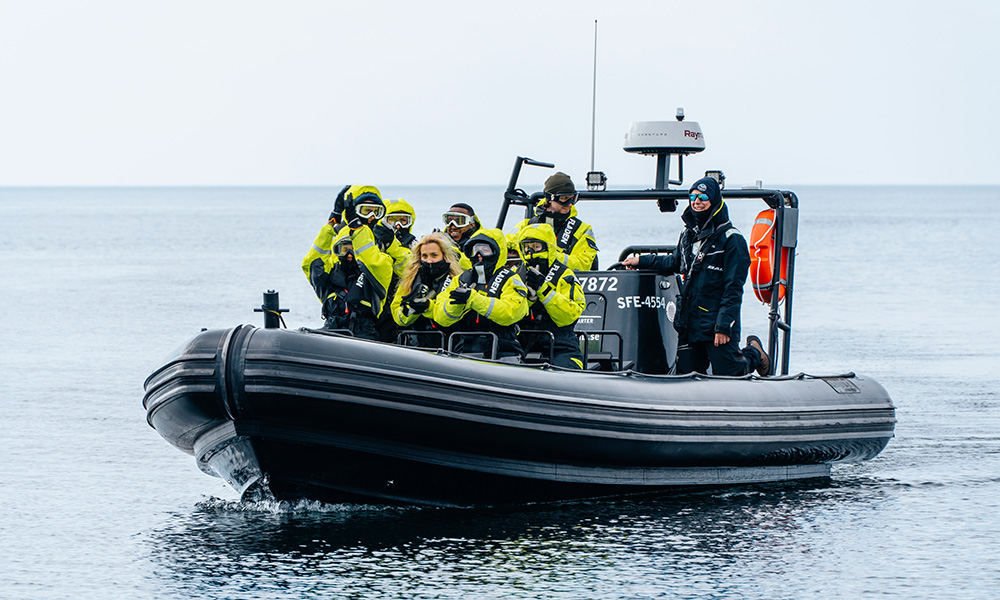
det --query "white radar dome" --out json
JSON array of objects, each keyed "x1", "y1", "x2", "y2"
[{"x1": 623, "y1": 121, "x2": 705, "y2": 155}]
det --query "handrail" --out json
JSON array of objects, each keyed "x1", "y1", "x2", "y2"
[
  {"x1": 617, "y1": 245, "x2": 676, "y2": 262},
  {"x1": 497, "y1": 156, "x2": 554, "y2": 228},
  {"x1": 397, "y1": 330, "x2": 446, "y2": 349},
  {"x1": 518, "y1": 329, "x2": 556, "y2": 363},
  {"x1": 447, "y1": 331, "x2": 500, "y2": 360},
  {"x1": 577, "y1": 329, "x2": 624, "y2": 371}
]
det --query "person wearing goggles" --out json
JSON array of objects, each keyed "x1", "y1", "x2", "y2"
[
  {"x1": 434, "y1": 228, "x2": 528, "y2": 362},
  {"x1": 377, "y1": 197, "x2": 419, "y2": 286},
  {"x1": 355, "y1": 202, "x2": 385, "y2": 220},
  {"x1": 301, "y1": 185, "x2": 395, "y2": 340},
  {"x1": 441, "y1": 203, "x2": 480, "y2": 270},
  {"x1": 442, "y1": 211, "x2": 475, "y2": 229},
  {"x1": 382, "y1": 197, "x2": 418, "y2": 249},
  {"x1": 332, "y1": 237, "x2": 354, "y2": 258},
  {"x1": 514, "y1": 223, "x2": 586, "y2": 369},
  {"x1": 344, "y1": 188, "x2": 411, "y2": 286},
  {"x1": 384, "y1": 212, "x2": 413, "y2": 229},
  {"x1": 515, "y1": 172, "x2": 599, "y2": 272},
  {"x1": 621, "y1": 176, "x2": 771, "y2": 377},
  {"x1": 519, "y1": 238, "x2": 547, "y2": 258},
  {"x1": 391, "y1": 232, "x2": 465, "y2": 347}
]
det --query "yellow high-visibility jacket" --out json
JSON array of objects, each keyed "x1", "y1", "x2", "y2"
[
  {"x1": 516, "y1": 202, "x2": 598, "y2": 272},
  {"x1": 515, "y1": 223, "x2": 585, "y2": 328}
]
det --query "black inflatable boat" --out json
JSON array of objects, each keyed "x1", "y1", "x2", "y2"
[{"x1": 143, "y1": 118, "x2": 896, "y2": 507}]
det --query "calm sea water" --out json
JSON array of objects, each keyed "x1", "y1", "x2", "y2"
[{"x1": 2, "y1": 185, "x2": 998, "y2": 599}]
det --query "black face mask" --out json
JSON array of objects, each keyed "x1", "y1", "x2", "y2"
[
  {"x1": 420, "y1": 260, "x2": 450, "y2": 281},
  {"x1": 693, "y1": 205, "x2": 715, "y2": 229},
  {"x1": 527, "y1": 257, "x2": 548, "y2": 272},
  {"x1": 473, "y1": 252, "x2": 498, "y2": 269},
  {"x1": 536, "y1": 206, "x2": 568, "y2": 227},
  {"x1": 469, "y1": 253, "x2": 499, "y2": 286},
  {"x1": 340, "y1": 253, "x2": 359, "y2": 276}
]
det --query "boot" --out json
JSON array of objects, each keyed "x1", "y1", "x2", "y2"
[{"x1": 746, "y1": 335, "x2": 771, "y2": 377}]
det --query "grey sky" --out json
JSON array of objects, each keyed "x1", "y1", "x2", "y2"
[{"x1": 2, "y1": 0, "x2": 997, "y2": 187}]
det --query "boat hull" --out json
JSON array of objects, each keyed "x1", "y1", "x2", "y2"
[{"x1": 143, "y1": 326, "x2": 896, "y2": 507}]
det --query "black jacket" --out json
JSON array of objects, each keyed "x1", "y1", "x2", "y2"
[{"x1": 637, "y1": 202, "x2": 750, "y2": 342}]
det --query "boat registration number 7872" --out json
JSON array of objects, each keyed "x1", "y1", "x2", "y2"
[{"x1": 577, "y1": 276, "x2": 619, "y2": 291}]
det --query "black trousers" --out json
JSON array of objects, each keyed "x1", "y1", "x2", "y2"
[
  {"x1": 523, "y1": 328, "x2": 584, "y2": 369},
  {"x1": 675, "y1": 335, "x2": 761, "y2": 376},
  {"x1": 323, "y1": 311, "x2": 379, "y2": 341}
]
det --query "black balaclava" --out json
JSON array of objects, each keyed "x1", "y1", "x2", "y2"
[
  {"x1": 340, "y1": 253, "x2": 359, "y2": 277},
  {"x1": 688, "y1": 176, "x2": 722, "y2": 229},
  {"x1": 537, "y1": 171, "x2": 575, "y2": 227},
  {"x1": 421, "y1": 259, "x2": 450, "y2": 282},
  {"x1": 464, "y1": 236, "x2": 500, "y2": 286},
  {"x1": 524, "y1": 241, "x2": 550, "y2": 272}
]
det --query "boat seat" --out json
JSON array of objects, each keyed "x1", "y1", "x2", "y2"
[
  {"x1": 522, "y1": 352, "x2": 549, "y2": 364},
  {"x1": 585, "y1": 352, "x2": 634, "y2": 372},
  {"x1": 586, "y1": 352, "x2": 616, "y2": 371}
]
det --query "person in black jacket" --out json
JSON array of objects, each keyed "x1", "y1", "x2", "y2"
[{"x1": 623, "y1": 176, "x2": 771, "y2": 376}]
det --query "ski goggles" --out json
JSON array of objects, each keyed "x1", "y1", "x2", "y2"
[
  {"x1": 689, "y1": 193, "x2": 710, "y2": 203},
  {"x1": 333, "y1": 238, "x2": 354, "y2": 257},
  {"x1": 443, "y1": 211, "x2": 475, "y2": 228},
  {"x1": 468, "y1": 242, "x2": 496, "y2": 258},
  {"x1": 519, "y1": 239, "x2": 548, "y2": 256},
  {"x1": 357, "y1": 203, "x2": 386, "y2": 220},
  {"x1": 547, "y1": 192, "x2": 579, "y2": 206},
  {"x1": 383, "y1": 212, "x2": 413, "y2": 228}
]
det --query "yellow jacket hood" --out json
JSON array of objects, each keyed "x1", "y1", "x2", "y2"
[
  {"x1": 515, "y1": 222, "x2": 561, "y2": 267},
  {"x1": 342, "y1": 185, "x2": 383, "y2": 221},
  {"x1": 384, "y1": 197, "x2": 416, "y2": 225},
  {"x1": 463, "y1": 228, "x2": 508, "y2": 271}
]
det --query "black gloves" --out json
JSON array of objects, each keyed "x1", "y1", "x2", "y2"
[
  {"x1": 373, "y1": 223, "x2": 395, "y2": 248},
  {"x1": 330, "y1": 185, "x2": 351, "y2": 223},
  {"x1": 450, "y1": 287, "x2": 472, "y2": 305},
  {"x1": 408, "y1": 298, "x2": 431, "y2": 314},
  {"x1": 458, "y1": 270, "x2": 477, "y2": 288},
  {"x1": 401, "y1": 285, "x2": 426, "y2": 305},
  {"x1": 401, "y1": 285, "x2": 431, "y2": 316},
  {"x1": 395, "y1": 228, "x2": 417, "y2": 247},
  {"x1": 343, "y1": 193, "x2": 360, "y2": 227},
  {"x1": 524, "y1": 267, "x2": 545, "y2": 291}
]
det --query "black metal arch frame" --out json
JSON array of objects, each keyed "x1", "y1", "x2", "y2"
[{"x1": 495, "y1": 156, "x2": 798, "y2": 376}]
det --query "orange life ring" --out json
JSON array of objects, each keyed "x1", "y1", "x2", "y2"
[{"x1": 749, "y1": 209, "x2": 788, "y2": 303}]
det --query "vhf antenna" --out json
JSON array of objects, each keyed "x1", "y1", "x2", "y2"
[
  {"x1": 586, "y1": 20, "x2": 607, "y2": 191},
  {"x1": 590, "y1": 19, "x2": 597, "y2": 172}
]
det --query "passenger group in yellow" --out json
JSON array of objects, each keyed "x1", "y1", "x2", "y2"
[{"x1": 301, "y1": 173, "x2": 592, "y2": 368}]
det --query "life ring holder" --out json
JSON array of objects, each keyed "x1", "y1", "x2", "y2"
[{"x1": 749, "y1": 209, "x2": 788, "y2": 304}]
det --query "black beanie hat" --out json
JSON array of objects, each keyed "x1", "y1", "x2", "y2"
[
  {"x1": 450, "y1": 202, "x2": 476, "y2": 215},
  {"x1": 544, "y1": 172, "x2": 576, "y2": 196},
  {"x1": 689, "y1": 176, "x2": 721, "y2": 206}
]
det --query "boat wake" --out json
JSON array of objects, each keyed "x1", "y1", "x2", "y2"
[{"x1": 194, "y1": 494, "x2": 407, "y2": 515}]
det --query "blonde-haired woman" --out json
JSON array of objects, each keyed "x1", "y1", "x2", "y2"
[{"x1": 391, "y1": 232, "x2": 464, "y2": 347}]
